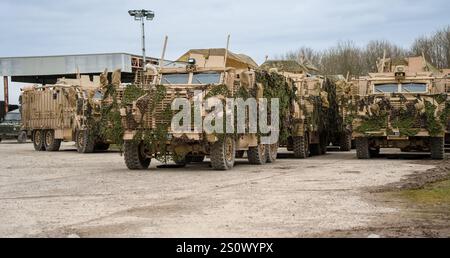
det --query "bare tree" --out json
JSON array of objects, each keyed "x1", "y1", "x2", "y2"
[
  {"x1": 277, "y1": 25, "x2": 450, "y2": 76},
  {"x1": 319, "y1": 41, "x2": 364, "y2": 76},
  {"x1": 411, "y1": 26, "x2": 450, "y2": 69},
  {"x1": 363, "y1": 40, "x2": 409, "y2": 73}
]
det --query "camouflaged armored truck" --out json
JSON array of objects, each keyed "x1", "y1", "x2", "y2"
[
  {"x1": 121, "y1": 49, "x2": 279, "y2": 170},
  {"x1": 326, "y1": 75, "x2": 368, "y2": 151},
  {"x1": 21, "y1": 71, "x2": 122, "y2": 152},
  {"x1": 260, "y1": 60, "x2": 330, "y2": 158},
  {"x1": 352, "y1": 56, "x2": 449, "y2": 160}
]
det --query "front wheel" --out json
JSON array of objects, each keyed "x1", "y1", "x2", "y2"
[
  {"x1": 430, "y1": 137, "x2": 444, "y2": 160},
  {"x1": 356, "y1": 137, "x2": 370, "y2": 159},
  {"x1": 210, "y1": 135, "x2": 236, "y2": 170},
  {"x1": 265, "y1": 143, "x2": 278, "y2": 163},
  {"x1": 76, "y1": 130, "x2": 95, "y2": 153},
  {"x1": 293, "y1": 135, "x2": 309, "y2": 159},
  {"x1": 124, "y1": 141, "x2": 151, "y2": 170}
]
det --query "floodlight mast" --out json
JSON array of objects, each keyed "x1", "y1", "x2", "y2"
[{"x1": 128, "y1": 9, "x2": 155, "y2": 71}]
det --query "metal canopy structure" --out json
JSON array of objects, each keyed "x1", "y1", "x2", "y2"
[{"x1": 0, "y1": 53, "x2": 165, "y2": 84}]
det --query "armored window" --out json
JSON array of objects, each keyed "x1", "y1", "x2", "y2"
[
  {"x1": 93, "y1": 91, "x2": 104, "y2": 100},
  {"x1": 401, "y1": 83, "x2": 427, "y2": 93},
  {"x1": 192, "y1": 73, "x2": 221, "y2": 85},
  {"x1": 161, "y1": 74, "x2": 189, "y2": 84},
  {"x1": 374, "y1": 84, "x2": 398, "y2": 93}
]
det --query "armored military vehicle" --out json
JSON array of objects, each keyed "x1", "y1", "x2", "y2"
[
  {"x1": 259, "y1": 60, "x2": 330, "y2": 158},
  {"x1": 352, "y1": 56, "x2": 449, "y2": 159},
  {"x1": 0, "y1": 109, "x2": 27, "y2": 143},
  {"x1": 121, "y1": 48, "x2": 279, "y2": 170},
  {"x1": 21, "y1": 71, "x2": 122, "y2": 152},
  {"x1": 326, "y1": 75, "x2": 369, "y2": 151}
]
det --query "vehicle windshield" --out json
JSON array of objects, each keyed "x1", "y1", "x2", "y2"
[
  {"x1": 401, "y1": 83, "x2": 427, "y2": 93},
  {"x1": 161, "y1": 73, "x2": 189, "y2": 85},
  {"x1": 3, "y1": 112, "x2": 20, "y2": 121},
  {"x1": 93, "y1": 90, "x2": 103, "y2": 100},
  {"x1": 374, "y1": 84, "x2": 399, "y2": 93},
  {"x1": 192, "y1": 72, "x2": 221, "y2": 85}
]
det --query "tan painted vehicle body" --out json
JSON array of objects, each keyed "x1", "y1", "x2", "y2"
[
  {"x1": 21, "y1": 74, "x2": 116, "y2": 153},
  {"x1": 352, "y1": 56, "x2": 449, "y2": 159},
  {"x1": 260, "y1": 60, "x2": 330, "y2": 158},
  {"x1": 121, "y1": 49, "x2": 278, "y2": 170}
]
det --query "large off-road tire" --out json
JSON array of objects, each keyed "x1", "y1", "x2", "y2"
[
  {"x1": 235, "y1": 151, "x2": 245, "y2": 159},
  {"x1": 17, "y1": 131, "x2": 28, "y2": 143},
  {"x1": 340, "y1": 132, "x2": 352, "y2": 152},
  {"x1": 43, "y1": 130, "x2": 61, "y2": 151},
  {"x1": 265, "y1": 143, "x2": 278, "y2": 163},
  {"x1": 76, "y1": 130, "x2": 95, "y2": 153},
  {"x1": 32, "y1": 130, "x2": 46, "y2": 151},
  {"x1": 356, "y1": 137, "x2": 371, "y2": 159},
  {"x1": 293, "y1": 135, "x2": 309, "y2": 159},
  {"x1": 124, "y1": 141, "x2": 151, "y2": 170},
  {"x1": 94, "y1": 142, "x2": 110, "y2": 151},
  {"x1": 248, "y1": 144, "x2": 267, "y2": 165},
  {"x1": 430, "y1": 137, "x2": 444, "y2": 160},
  {"x1": 210, "y1": 136, "x2": 236, "y2": 170}
]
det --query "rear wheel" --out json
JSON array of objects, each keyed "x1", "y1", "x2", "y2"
[
  {"x1": 356, "y1": 137, "x2": 370, "y2": 159},
  {"x1": 210, "y1": 135, "x2": 236, "y2": 170},
  {"x1": 248, "y1": 144, "x2": 267, "y2": 165},
  {"x1": 430, "y1": 137, "x2": 444, "y2": 160},
  {"x1": 124, "y1": 141, "x2": 151, "y2": 170},
  {"x1": 293, "y1": 135, "x2": 309, "y2": 159},
  {"x1": 33, "y1": 130, "x2": 45, "y2": 151},
  {"x1": 265, "y1": 143, "x2": 278, "y2": 163},
  {"x1": 17, "y1": 131, "x2": 27, "y2": 143},
  {"x1": 76, "y1": 130, "x2": 95, "y2": 153},
  {"x1": 44, "y1": 130, "x2": 61, "y2": 151},
  {"x1": 340, "y1": 132, "x2": 352, "y2": 151}
]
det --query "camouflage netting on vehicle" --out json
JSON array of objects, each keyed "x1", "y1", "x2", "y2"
[
  {"x1": 324, "y1": 78, "x2": 346, "y2": 141},
  {"x1": 255, "y1": 70, "x2": 296, "y2": 143},
  {"x1": 355, "y1": 94, "x2": 449, "y2": 137},
  {"x1": 131, "y1": 85, "x2": 174, "y2": 163},
  {"x1": 97, "y1": 84, "x2": 148, "y2": 150}
]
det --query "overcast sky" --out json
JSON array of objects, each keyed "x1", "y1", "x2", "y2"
[{"x1": 1, "y1": 0, "x2": 449, "y2": 104}]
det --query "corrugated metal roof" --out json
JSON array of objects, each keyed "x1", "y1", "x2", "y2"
[{"x1": 0, "y1": 53, "x2": 138, "y2": 76}]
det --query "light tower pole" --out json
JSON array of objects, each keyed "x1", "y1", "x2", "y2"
[{"x1": 128, "y1": 9, "x2": 155, "y2": 71}]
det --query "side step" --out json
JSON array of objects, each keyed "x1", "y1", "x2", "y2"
[{"x1": 445, "y1": 143, "x2": 450, "y2": 153}]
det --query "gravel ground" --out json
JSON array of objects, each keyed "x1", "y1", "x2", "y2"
[{"x1": 0, "y1": 141, "x2": 445, "y2": 238}]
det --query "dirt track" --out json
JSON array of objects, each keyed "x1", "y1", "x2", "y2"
[{"x1": 0, "y1": 141, "x2": 447, "y2": 238}]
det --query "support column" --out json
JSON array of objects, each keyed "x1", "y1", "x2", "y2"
[{"x1": 3, "y1": 76, "x2": 8, "y2": 114}]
